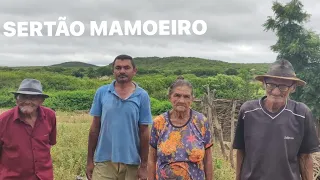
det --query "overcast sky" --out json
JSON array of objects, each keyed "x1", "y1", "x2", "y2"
[{"x1": 0, "y1": 0, "x2": 319, "y2": 67}]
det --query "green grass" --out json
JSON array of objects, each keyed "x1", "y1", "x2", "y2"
[
  {"x1": 213, "y1": 145, "x2": 236, "y2": 180},
  {"x1": 51, "y1": 111, "x2": 91, "y2": 180}
]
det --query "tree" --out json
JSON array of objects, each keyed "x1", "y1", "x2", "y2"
[
  {"x1": 263, "y1": 0, "x2": 320, "y2": 72},
  {"x1": 72, "y1": 69, "x2": 84, "y2": 78},
  {"x1": 224, "y1": 68, "x2": 238, "y2": 75},
  {"x1": 263, "y1": 0, "x2": 320, "y2": 118},
  {"x1": 87, "y1": 67, "x2": 98, "y2": 78},
  {"x1": 96, "y1": 66, "x2": 113, "y2": 76}
]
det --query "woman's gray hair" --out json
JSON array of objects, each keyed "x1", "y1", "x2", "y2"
[{"x1": 168, "y1": 76, "x2": 193, "y2": 97}]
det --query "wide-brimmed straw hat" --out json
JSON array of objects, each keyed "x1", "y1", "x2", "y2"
[
  {"x1": 11, "y1": 78, "x2": 49, "y2": 98},
  {"x1": 254, "y1": 59, "x2": 306, "y2": 86}
]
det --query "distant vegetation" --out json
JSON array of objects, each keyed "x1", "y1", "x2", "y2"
[
  {"x1": 50, "y1": 61, "x2": 98, "y2": 67},
  {"x1": 0, "y1": 56, "x2": 268, "y2": 114}
]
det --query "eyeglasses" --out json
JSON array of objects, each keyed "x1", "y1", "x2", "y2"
[
  {"x1": 16, "y1": 94, "x2": 42, "y2": 101},
  {"x1": 265, "y1": 83, "x2": 293, "y2": 92}
]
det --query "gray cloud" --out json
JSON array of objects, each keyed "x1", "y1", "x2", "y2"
[{"x1": 0, "y1": 0, "x2": 319, "y2": 67}]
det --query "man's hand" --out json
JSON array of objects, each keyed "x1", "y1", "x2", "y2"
[
  {"x1": 138, "y1": 124, "x2": 150, "y2": 179},
  {"x1": 137, "y1": 165, "x2": 148, "y2": 180},
  {"x1": 86, "y1": 161, "x2": 95, "y2": 180},
  {"x1": 86, "y1": 116, "x2": 100, "y2": 180}
]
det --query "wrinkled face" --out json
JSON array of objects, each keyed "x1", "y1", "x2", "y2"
[
  {"x1": 169, "y1": 86, "x2": 193, "y2": 113},
  {"x1": 264, "y1": 78, "x2": 296, "y2": 104},
  {"x1": 113, "y1": 59, "x2": 137, "y2": 84},
  {"x1": 16, "y1": 94, "x2": 44, "y2": 115}
]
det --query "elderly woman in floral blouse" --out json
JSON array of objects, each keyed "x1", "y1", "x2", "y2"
[{"x1": 148, "y1": 77, "x2": 214, "y2": 180}]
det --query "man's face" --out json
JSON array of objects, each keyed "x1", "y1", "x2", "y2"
[
  {"x1": 113, "y1": 59, "x2": 137, "y2": 84},
  {"x1": 16, "y1": 94, "x2": 44, "y2": 115},
  {"x1": 264, "y1": 78, "x2": 296, "y2": 104}
]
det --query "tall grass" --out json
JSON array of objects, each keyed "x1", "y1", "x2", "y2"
[
  {"x1": 213, "y1": 145, "x2": 236, "y2": 180},
  {"x1": 51, "y1": 111, "x2": 91, "y2": 180}
]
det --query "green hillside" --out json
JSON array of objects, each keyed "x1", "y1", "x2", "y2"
[
  {"x1": 131, "y1": 56, "x2": 270, "y2": 75},
  {"x1": 95, "y1": 56, "x2": 270, "y2": 77},
  {"x1": 50, "y1": 61, "x2": 97, "y2": 67},
  {"x1": 0, "y1": 56, "x2": 268, "y2": 112}
]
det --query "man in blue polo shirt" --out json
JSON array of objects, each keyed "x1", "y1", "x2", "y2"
[{"x1": 86, "y1": 54, "x2": 153, "y2": 180}]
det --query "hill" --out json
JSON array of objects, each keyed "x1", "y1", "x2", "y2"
[
  {"x1": 118, "y1": 56, "x2": 271, "y2": 76},
  {"x1": 93, "y1": 56, "x2": 270, "y2": 77},
  {"x1": 50, "y1": 61, "x2": 97, "y2": 67},
  {"x1": 133, "y1": 56, "x2": 270, "y2": 70},
  {"x1": 0, "y1": 56, "x2": 270, "y2": 78}
]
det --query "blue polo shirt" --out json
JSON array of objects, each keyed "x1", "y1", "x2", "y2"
[{"x1": 89, "y1": 80, "x2": 153, "y2": 165}]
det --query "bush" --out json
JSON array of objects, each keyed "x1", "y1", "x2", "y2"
[
  {"x1": 43, "y1": 90, "x2": 96, "y2": 111},
  {"x1": 150, "y1": 97, "x2": 172, "y2": 116},
  {"x1": 0, "y1": 71, "x2": 105, "y2": 92},
  {"x1": 0, "y1": 89, "x2": 15, "y2": 108}
]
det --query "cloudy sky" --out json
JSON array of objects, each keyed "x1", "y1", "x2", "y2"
[{"x1": 0, "y1": 0, "x2": 319, "y2": 67}]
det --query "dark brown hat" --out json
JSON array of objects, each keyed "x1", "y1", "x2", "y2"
[{"x1": 255, "y1": 59, "x2": 306, "y2": 86}]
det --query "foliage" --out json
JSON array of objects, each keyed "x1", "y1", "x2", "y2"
[
  {"x1": 263, "y1": 0, "x2": 320, "y2": 118},
  {"x1": 71, "y1": 69, "x2": 85, "y2": 78},
  {"x1": 263, "y1": 0, "x2": 320, "y2": 72},
  {"x1": 150, "y1": 98, "x2": 172, "y2": 115},
  {"x1": 1, "y1": 56, "x2": 269, "y2": 80},
  {"x1": 0, "y1": 89, "x2": 16, "y2": 107},
  {"x1": 50, "y1": 61, "x2": 98, "y2": 67},
  {"x1": 293, "y1": 65, "x2": 320, "y2": 118},
  {"x1": 0, "y1": 71, "x2": 106, "y2": 91},
  {"x1": 0, "y1": 57, "x2": 267, "y2": 114},
  {"x1": 225, "y1": 68, "x2": 239, "y2": 75},
  {"x1": 132, "y1": 56, "x2": 269, "y2": 76},
  {"x1": 43, "y1": 90, "x2": 96, "y2": 111},
  {"x1": 0, "y1": 71, "x2": 265, "y2": 114},
  {"x1": 207, "y1": 73, "x2": 263, "y2": 100}
]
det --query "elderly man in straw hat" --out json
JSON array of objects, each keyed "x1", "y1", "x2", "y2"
[
  {"x1": 233, "y1": 59, "x2": 320, "y2": 180},
  {"x1": 0, "y1": 78, "x2": 57, "y2": 180}
]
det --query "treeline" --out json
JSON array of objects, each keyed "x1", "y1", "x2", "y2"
[
  {"x1": 0, "y1": 66, "x2": 265, "y2": 115},
  {"x1": 0, "y1": 56, "x2": 269, "y2": 79}
]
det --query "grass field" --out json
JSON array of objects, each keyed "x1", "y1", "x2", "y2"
[{"x1": 0, "y1": 109, "x2": 235, "y2": 180}]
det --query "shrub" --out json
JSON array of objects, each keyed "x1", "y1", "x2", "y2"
[
  {"x1": 150, "y1": 97, "x2": 172, "y2": 115},
  {"x1": 0, "y1": 89, "x2": 15, "y2": 108},
  {"x1": 43, "y1": 90, "x2": 96, "y2": 111}
]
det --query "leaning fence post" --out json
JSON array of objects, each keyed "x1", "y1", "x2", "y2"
[{"x1": 229, "y1": 100, "x2": 237, "y2": 169}]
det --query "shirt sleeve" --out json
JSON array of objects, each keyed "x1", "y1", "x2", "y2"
[
  {"x1": 299, "y1": 107, "x2": 320, "y2": 154},
  {"x1": 203, "y1": 116, "x2": 213, "y2": 149},
  {"x1": 0, "y1": 111, "x2": 9, "y2": 150},
  {"x1": 233, "y1": 108, "x2": 245, "y2": 150},
  {"x1": 89, "y1": 88, "x2": 103, "y2": 117},
  {"x1": 0, "y1": 116, "x2": 5, "y2": 148},
  {"x1": 49, "y1": 111, "x2": 57, "y2": 146},
  {"x1": 138, "y1": 92, "x2": 153, "y2": 125},
  {"x1": 149, "y1": 115, "x2": 164, "y2": 149}
]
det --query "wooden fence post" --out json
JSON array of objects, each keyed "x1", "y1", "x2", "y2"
[
  {"x1": 205, "y1": 86, "x2": 228, "y2": 160},
  {"x1": 229, "y1": 100, "x2": 237, "y2": 168}
]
